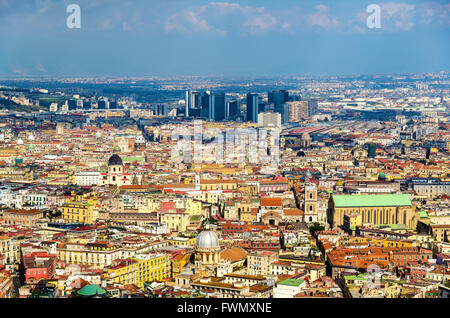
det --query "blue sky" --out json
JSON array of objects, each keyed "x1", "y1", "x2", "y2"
[{"x1": 0, "y1": 0, "x2": 449, "y2": 76}]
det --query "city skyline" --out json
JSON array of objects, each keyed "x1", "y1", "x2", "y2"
[{"x1": 0, "y1": 0, "x2": 449, "y2": 304}]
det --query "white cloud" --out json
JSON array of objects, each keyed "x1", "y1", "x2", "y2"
[
  {"x1": 306, "y1": 5, "x2": 340, "y2": 30},
  {"x1": 418, "y1": 2, "x2": 450, "y2": 26},
  {"x1": 380, "y1": 2, "x2": 416, "y2": 31},
  {"x1": 244, "y1": 12, "x2": 277, "y2": 34},
  {"x1": 165, "y1": 9, "x2": 215, "y2": 34},
  {"x1": 164, "y1": 2, "x2": 278, "y2": 35}
]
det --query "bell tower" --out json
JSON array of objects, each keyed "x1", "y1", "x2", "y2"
[{"x1": 304, "y1": 183, "x2": 318, "y2": 223}]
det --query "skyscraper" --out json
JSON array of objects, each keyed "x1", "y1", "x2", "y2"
[
  {"x1": 185, "y1": 90, "x2": 191, "y2": 117},
  {"x1": 201, "y1": 91, "x2": 211, "y2": 118},
  {"x1": 109, "y1": 101, "x2": 117, "y2": 109},
  {"x1": 246, "y1": 93, "x2": 259, "y2": 123},
  {"x1": 209, "y1": 93, "x2": 225, "y2": 121},
  {"x1": 98, "y1": 98, "x2": 109, "y2": 109},
  {"x1": 268, "y1": 90, "x2": 289, "y2": 113},
  {"x1": 287, "y1": 101, "x2": 308, "y2": 122},
  {"x1": 67, "y1": 99, "x2": 77, "y2": 110},
  {"x1": 226, "y1": 99, "x2": 240, "y2": 119},
  {"x1": 185, "y1": 91, "x2": 201, "y2": 118},
  {"x1": 307, "y1": 99, "x2": 318, "y2": 117},
  {"x1": 282, "y1": 104, "x2": 290, "y2": 123}
]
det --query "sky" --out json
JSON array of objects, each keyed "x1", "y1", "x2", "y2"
[{"x1": 0, "y1": 0, "x2": 449, "y2": 77}]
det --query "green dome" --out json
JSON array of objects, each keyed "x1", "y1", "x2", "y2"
[
  {"x1": 129, "y1": 165, "x2": 135, "y2": 170},
  {"x1": 77, "y1": 284, "x2": 106, "y2": 297},
  {"x1": 113, "y1": 146, "x2": 121, "y2": 153},
  {"x1": 28, "y1": 143, "x2": 35, "y2": 150}
]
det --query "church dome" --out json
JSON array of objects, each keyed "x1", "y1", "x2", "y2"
[
  {"x1": 77, "y1": 284, "x2": 106, "y2": 297},
  {"x1": 17, "y1": 138, "x2": 24, "y2": 145},
  {"x1": 108, "y1": 154, "x2": 123, "y2": 166},
  {"x1": 196, "y1": 230, "x2": 219, "y2": 251}
]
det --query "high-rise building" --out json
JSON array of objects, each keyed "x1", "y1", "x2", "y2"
[
  {"x1": 83, "y1": 100, "x2": 91, "y2": 109},
  {"x1": 185, "y1": 91, "x2": 191, "y2": 117},
  {"x1": 109, "y1": 101, "x2": 118, "y2": 109},
  {"x1": 258, "y1": 101, "x2": 268, "y2": 114},
  {"x1": 201, "y1": 91, "x2": 211, "y2": 118},
  {"x1": 98, "y1": 99, "x2": 109, "y2": 109},
  {"x1": 185, "y1": 90, "x2": 201, "y2": 117},
  {"x1": 209, "y1": 93, "x2": 225, "y2": 121},
  {"x1": 307, "y1": 99, "x2": 318, "y2": 117},
  {"x1": 268, "y1": 90, "x2": 289, "y2": 112},
  {"x1": 246, "y1": 93, "x2": 259, "y2": 123},
  {"x1": 226, "y1": 100, "x2": 240, "y2": 119},
  {"x1": 76, "y1": 99, "x2": 84, "y2": 109},
  {"x1": 67, "y1": 99, "x2": 77, "y2": 110},
  {"x1": 282, "y1": 104, "x2": 290, "y2": 123},
  {"x1": 287, "y1": 101, "x2": 308, "y2": 122}
]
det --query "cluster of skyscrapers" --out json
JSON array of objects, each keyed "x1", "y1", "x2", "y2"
[{"x1": 185, "y1": 89, "x2": 318, "y2": 124}]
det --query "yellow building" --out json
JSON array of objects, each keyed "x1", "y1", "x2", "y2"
[
  {"x1": 61, "y1": 193, "x2": 99, "y2": 224},
  {"x1": 103, "y1": 254, "x2": 168, "y2": 289},
  {"x1": 0, "y1": 236, "x2": 19, "y2": 264},
  {"x1": 351, "y1": 237, "x2": 414, "y2": 248},
  {"x1": 0, "y1": 166, "x2": 33, "y2": 181},
  {"x1": 57, "y1": 242, "x2": 122, "y2": 269},
  {"x1": 200, "y1": 179, "x2": 242, "y2": 191},
  {"x1": 186, "y1": 199, "x2": 202, "y2": 216},
  {"x1": 3, "y1": 209, "x2": 43, "y2": 227},
  {"x1": 240, "y1": 210, "x2": 257, "y2": 222},
  {"x1": 169, "y1": 236, "x2": 196, "y2": 246},
  {"x1": 171, "y1": 253, "x2": 191, "y2": 278},
  {"x1": 160, "y1": 212, "x2": 190, "y2": 233},
  {"x1": 343, "y1": 213, "x2": 362, "y2": 232}
]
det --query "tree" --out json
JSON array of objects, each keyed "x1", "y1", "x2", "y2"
[{"x1": 309, "y1": 222, "x2": 324, "y2": 236}]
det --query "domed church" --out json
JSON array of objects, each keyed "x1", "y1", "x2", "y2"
[
  {"x1": 195, "y1": 227, "x2": 221, "y2": 265},
  {"x1": 100, "y1": 154, "x2": 132, "y2": 187},
  {"x1": 191, "y1": 226, "x2": 249, "y2": 279}
]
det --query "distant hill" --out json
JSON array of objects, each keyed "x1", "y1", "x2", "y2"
[{"x1": 0, "y1": 98, "x2": 46, "y2": 112}]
